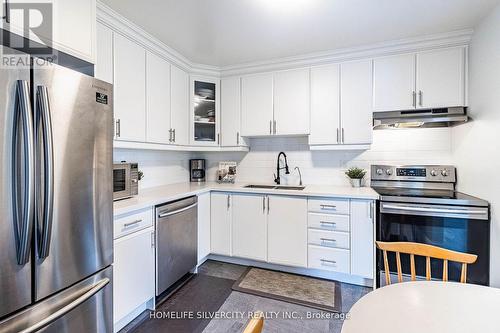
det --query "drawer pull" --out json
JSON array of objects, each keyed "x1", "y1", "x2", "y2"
[
  {"x1": 320, "y1": 204, "x2": 337, "y2": 210},
  {"x1": 320, "y1": 221, "x2": 336, "y2": 227},
  {"x1": 320, "y1": 259, "x2": 337, "y2": 265},
  {"x1": 123, "y1": 219, "x2": 142, "y2": 228},
  {"x1": 320, "y1": 238, "x2": 336, "y2": 243}
]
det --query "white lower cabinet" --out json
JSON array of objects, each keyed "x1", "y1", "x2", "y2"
[
  {"x1": 350, "y1": 200, "x2": 375, "y2": 279},
  {"x1": 197, "y1": 193, "x2": 211, "y2": 263},
  {"x1": 308, "y1": 246, "x2": 351, "y2": 274},
  {"x1": 208, "y1": 193, "x2": 374, "y2": 282},
  {"x1": 232, "y1": 194, "x2": 267, "y2": 261},
  {"x1": 210, "y1": 193, "x2": 232, "y2": 256},
  {"x1": 267, "y1": 196, "x2": 307, "y2": 267},
  {"x1": 113, "y1": 227, "x2": 155, "y2": 324}
]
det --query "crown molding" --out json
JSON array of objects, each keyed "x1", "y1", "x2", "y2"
[
  {"x1": 96, "y1": 1, "x2": 220, "y2": 76},
  {"x1": 219, "y1": 29, "x2": 474, "y2": 76},
  {"x1": 97, "y1": 1, "x2": 473, "y2": 78}
]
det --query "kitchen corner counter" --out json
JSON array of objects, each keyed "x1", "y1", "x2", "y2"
[{"x1": 113, "y1": 182, "x2": 379, "y2": 217}]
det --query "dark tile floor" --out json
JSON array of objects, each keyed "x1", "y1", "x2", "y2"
[{"x1": 121, "y1": 260, "x2": 371, "y2": 333}]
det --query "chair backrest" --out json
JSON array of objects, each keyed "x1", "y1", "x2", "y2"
[
  {"x1": 376, "y1": 241, "x2": 478, "y2": 285},
  {"x1": 243, "y1": 312, "x2": 264, "y2": 333}
]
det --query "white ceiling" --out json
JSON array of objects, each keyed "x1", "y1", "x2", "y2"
[{"x1": 101, "y1": 0, "x2": 500, "y2": 67}]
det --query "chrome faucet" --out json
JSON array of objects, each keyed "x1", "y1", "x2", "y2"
[
  {"x1": 274, "y1": 152, "x2": 289, "y2": 185},
  {"x1": 294, "y1": 166, "x2": 303, "y2": 186}
]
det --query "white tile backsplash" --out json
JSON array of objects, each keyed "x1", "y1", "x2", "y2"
[
  {"x1": 113, "y1": 149, "x2": 192, "y2": 189},
  {"x1": 113, "y1": 128, "x2": 453, "y2": 189},
  {"x1": 193, "y1": 127, "x2": 453, "y2": 187}
]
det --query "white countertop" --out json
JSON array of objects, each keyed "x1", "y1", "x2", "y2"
[{"x1": 113, "y1": 181, "x2": 379, "y2": 216}]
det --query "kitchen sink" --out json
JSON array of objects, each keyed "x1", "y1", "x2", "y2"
[{"x1": 243, "y1": 184, "x2": 305, "y2": 191}]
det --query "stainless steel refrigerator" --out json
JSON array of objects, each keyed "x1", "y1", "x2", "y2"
[{"x1": 0, "y1": 45, "x2": 113, "y2": 332}]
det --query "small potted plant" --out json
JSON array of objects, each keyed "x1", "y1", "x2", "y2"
[{"x1": 345, "y1": 167, "x2": 367, "y2": 188}]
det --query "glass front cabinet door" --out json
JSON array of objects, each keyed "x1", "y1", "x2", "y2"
[{"x1": 190, "y1": 76, "x2": 220, "y2": 146}]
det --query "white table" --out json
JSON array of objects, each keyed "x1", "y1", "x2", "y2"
[{"x1": 342, "y1": 281, "x2": 500, "y2": 333}]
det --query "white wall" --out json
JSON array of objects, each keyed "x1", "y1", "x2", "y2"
[
  {"x1": 194, "y1": 128, "x2": 453, "y2": 186},
  {"x1": 114, "y1": 149, "x2": 191, "y2": 189},
  {"x1": 452, "y1": 4, "x2": 500, "y2": 287}
]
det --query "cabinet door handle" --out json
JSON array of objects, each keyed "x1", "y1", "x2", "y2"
[
  {"x1": 217, "y1": 133, "x2": 220, "y2": 145},
  {"x1": 336, "y1": 128, "x2": 339, "y2": 143},
  {"x1": 341, "y1": 128, "x2": 345, "y2": 143},
  {"x1": 3, "y1": 0, "x2": 10, "y2": 23},
  {"x1": 267, "y1": 196, "x2": 270, "y2": 214},
  {"x1": 116, "y1": 119, "x2": 121, "y2": 138},
  {"x1": 123, "y1": 219, "x2": 142, "y2": 228},
  {"x1": 236, "y1": 132, "x2": 240, "y2": 145},
  {"x1": 262, "y1": 196, "x2": 266, "y2": 213},
  {"x1": 418, "y1": 90, "x2": 423, "y2": 106},
  {"x1": 320, "y1": 259, "x2": 337, "y2": 265},
  {"x1": 412, "y1": 91, "x2": 416, "y2": 107},
  {"x1": 320, "y1": 221, "x2": 336, "y2": 227},
  {"x1": 320, "y1": 238, "x2": 337, "y2": 244},
  {"x1": 173, "y1": 129, "x2": 176, "y2": 142},
  {"x1": 320, "y1": 204, "x2": 337, "y2": 210},
  {"x1": 273, "y1": 120, "x2": 277, "y2": 135},
  {"x1": 269, "y1": 120, "x2": 272, "y2": 135},
  {"x1": 227, "y1": 195, "x2": 230, "y2": 209}
]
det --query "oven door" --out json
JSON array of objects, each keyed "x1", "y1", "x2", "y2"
[
  {"x1": 376, "y1": 201, "x2": 490, "y2": 286},
  {"x1": 113, "y1": 165, "x2": 131, "y2": 200}
]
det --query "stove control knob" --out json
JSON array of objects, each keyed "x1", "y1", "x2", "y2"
[
  {"x1": 430, "y1": 169, "x2": 438, "y2": 177},
  {"x1": 385, "y1": 169, "x2": 393, "y2": 176},
  {"x1": 376, "y1": 168, "x2": 383, "y2": 175},
  {"x1": 441, "y1": 170, "x2": 448, "y2": 177}
]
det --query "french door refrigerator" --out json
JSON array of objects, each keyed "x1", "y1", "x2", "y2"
[{"x1": 0, "y1": 45, "x2": 113, "y2": 332}]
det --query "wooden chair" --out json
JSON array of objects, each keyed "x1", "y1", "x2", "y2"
[
  {"x1": 243, "y1": 311, "x2": 264, "y2": 333},
  {"x1": 376, "y1": 241, "x2": 478, "y2": 285}
]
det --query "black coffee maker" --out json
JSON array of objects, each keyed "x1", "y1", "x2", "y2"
[{"x1": 190, "y1": 159, "x2": 206, "y2": 182}]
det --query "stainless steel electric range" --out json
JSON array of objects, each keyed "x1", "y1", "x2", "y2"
[{"x1": 371, "y1": 165, "x2": 490, "y2": 287}]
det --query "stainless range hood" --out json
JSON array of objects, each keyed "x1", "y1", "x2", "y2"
[{"x1": 373, "y1": 107, "x2": 468, "y2": 129}]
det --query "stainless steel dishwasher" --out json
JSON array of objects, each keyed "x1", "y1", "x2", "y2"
[{"x1": 155, "y1": 196, "x2": 198, "y2": 297}]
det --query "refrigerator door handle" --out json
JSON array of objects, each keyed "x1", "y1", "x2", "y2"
[
  {"x1": 18, "y1": 278, "x2": 110, "y2": 333},
  {"x1": 36, "y1": 85, "x2": 54, "y2": 259},
  {"x1": 12, "y1": 80, "x2": 35, "y2": 265}
]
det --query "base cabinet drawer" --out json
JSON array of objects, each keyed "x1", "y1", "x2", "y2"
[
  {"x1": 114, "y1": 208, "x2": 153, "y2": 239},
  {"x1": 308, "y1": 245, "x2": 350, "y2": 274},
  {"x1": 308, "y1": 229, "x2": 350, "y2": 249},
  {"x1": 308, "y1": 213, "x2": 350, "y2": 232},
  {"x1": 308, "y1": 198, "x2": 349, "y2": 215}
]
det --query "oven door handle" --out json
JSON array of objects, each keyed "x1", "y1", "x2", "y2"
[{"x1": 382, "y1": 204, "x2": 486, "y2": 216}]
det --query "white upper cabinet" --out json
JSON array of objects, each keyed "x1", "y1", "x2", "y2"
[
  {"x1": 416, "y1": 47, "x2": 465, "y2": 108},
  {"x1": 113, "y1": 33, "x2": 146, "y2": 142},
  {"x1": 267, "y1": 196, "x2": 307, "y2": 267},
  {"x1": 210, "y1": 193, "x2": 232, "y2": 256},
  {"x1": 374, "y1": 47, "x2": 466, "y2": 112},
  {"x1": 1, "y1": 0, "x2": 95, "y2": 63},
  {"x1": 310, "y1": 64, "x2": 340, "y2": 145},
  {"x1": 191, "y1": 76, "x2": 220, "y2": 146},
  {"x1": 350, "y1": 200, "x2": 374, "y2": 279},
  {"x1": 170, "y1": 65, "x2": 189, "y2": 146},
  {"x1": 221, "y1": 77, "x2": 245, "y2": 147},
  {"x1": 95, "y1": 22, "x2": 113, "y2": 83},
  {"x1": 241, "y1": 73, "x2": 274, "y2": 136},
  {"x1": 232, "y1": 194, "x2": 267, "y2": 261},
  {"x1": 146, "y1": 51, "x2": 171, "y2": 144},
  {"x1": 373, "y1": 53, "x2": 416, "y2": 112},
  {"x1": 341, "y1": 60, "x2": 373, "y2": 145},
  {"x1": 273, "y1": 68, "x2": 310, "y2": 136}
]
